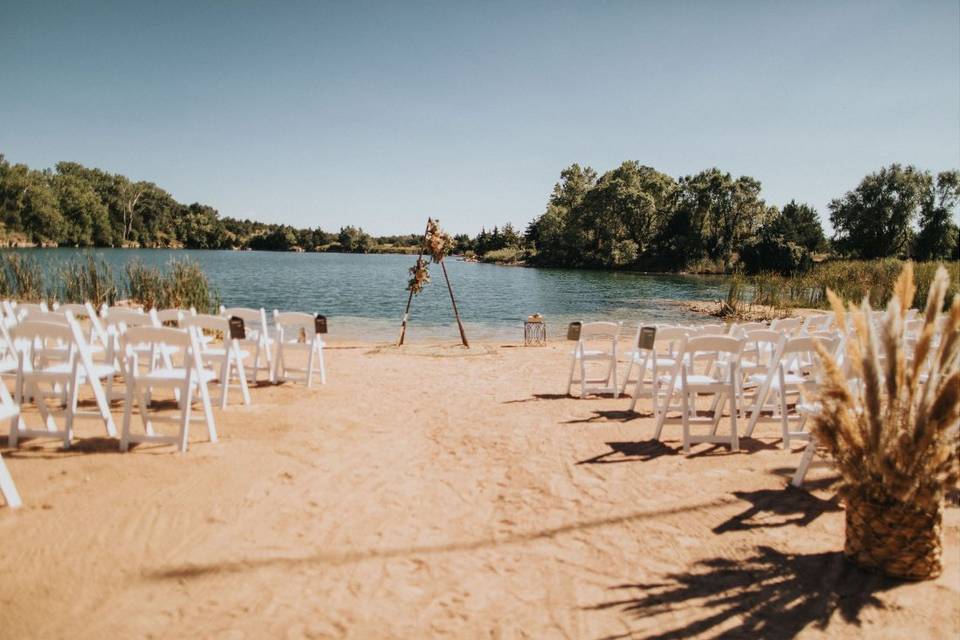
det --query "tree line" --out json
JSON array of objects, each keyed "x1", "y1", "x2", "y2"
[
  {"x1": 2, "y1": 154, "x2": 956, "y2": 272},
  {"x1": 0, "y1": 155, "x2": 421, "y2": 253},
  {"x1": 459, "y1": 162, "x2": 958, "y2": 273}
]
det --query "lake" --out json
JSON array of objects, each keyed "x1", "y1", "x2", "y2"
[{"x1": 5, "y1": 249, "x2": 728, "y2": 342}]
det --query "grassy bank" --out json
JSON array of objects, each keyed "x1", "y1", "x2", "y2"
[
  {"x1": 726, "y1": 259, "x2": 959, "y2": 314},
  {"x1": 0, "y1": 253, "x2": 220, "y2": 313}
]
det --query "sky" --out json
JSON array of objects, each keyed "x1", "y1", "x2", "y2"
[{"x1": 1, "y1": 0, "x2": 958, "y2": 235}]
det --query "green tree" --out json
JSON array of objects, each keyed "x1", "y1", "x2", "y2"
[
  {"x1": 829, "y1": 164, "x2": 929, "y2": 259},
  {"x1": 52, "y1": 172, "x2": 111, "y2": 246},
  {"x1": 657, "y1": 169, "x2": 770, "y2": 269},
  {"x1": 766, "y1": 201, "x2": 826, "y2": 253},
  {"x1": 913, "y1": 170, "x2": 960, "y2": 260}
]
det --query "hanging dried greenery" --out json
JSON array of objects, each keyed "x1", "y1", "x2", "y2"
[
  {"x1": 407, "y1": 258, "x2": 430, "y2": 296},
  {"x1": 812, "y1": 262, "x2": 960, "y2": 579},
  {"x1": 425, "y1": 218, "x2": 454, "y2": 264}
]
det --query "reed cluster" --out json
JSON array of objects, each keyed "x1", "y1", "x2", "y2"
[
  {"x1": 0, "y1": 252, "x2": 219, "y2": 312},
  {"x1": 732, "y1": 259, "x2": 960, "y2": 313},
  {"x1": 812, "y1": 263, "x2": 959, "y2": 578}
]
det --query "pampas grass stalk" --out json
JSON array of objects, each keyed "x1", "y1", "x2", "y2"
[{"x1": 812, "y1": 262, "x2": 959, "y2": 579}]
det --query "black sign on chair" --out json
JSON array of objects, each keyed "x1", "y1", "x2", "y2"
[
  {"x1": 314, "y1": 314, "x2": 328, "y2": 335},
  {"x1": 566, "y1": 321, "x2": 582, "y2": 341},
  {"x1": 638, "y1": 326, "x2": 657, "y2": 350},
  {"x1": 228, "y1": 316, "x2": 246, "y2": 340}
]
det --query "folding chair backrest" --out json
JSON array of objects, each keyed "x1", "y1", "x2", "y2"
[
  {"x1": 221, "y1": 307, "x2": 270, "y2": 337},
  {"x1": 579, "y1": 321, "x2": 620, "y2": 341},
  {"x1": 731, "y1": 322, "x2": 766, "y2": 338},
  {"x1": 11, "y1": 319, "x2": 80, "y2": 368},
  {"x1": 103, "y1": 308, "x2": 154, "y2": 331},
  {"x1": 684, "y1": 335, "x2": 743, "y2": 376},
  {"x1": 181, "y1": 313, "x2": 228, "y2": 335},
  {"x1": 121, "y1": 325, "x2": 195, "y2": 369},
  {"x1": 800, "y1": 314, "x2": 830, "y2": 334},
  {"x1": 771, "y1": 316, "x2": 802, "y2": 336},
  {"x1": 691, "y1": 324, "x2": 728, "y2": 337},
  {"x1": 274, "y1": 311, "x2": 318, "y2": 340},
  {"x1": 742, "y1": 329, "x2": 785, "y2": 369},
  {"x1": 152, "y1": 308, "x2": 187, "y2": 327},
  {"x1": 16, "y1": 302, "x2": 49, "y2": 319}
]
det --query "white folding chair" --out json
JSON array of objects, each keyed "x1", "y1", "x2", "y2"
[
  {"x1": 623, "y1": 326, "x2": 689, "y2": 413},
  {"x1": 566, "y1": 321, "x2": 622, "y2": 398},
  {"x1": 272, "y1": 311, "x2": 326, "y2": 387},
  {"x1": 120, "y1": 326, "x2": 217, "y2": 453},
  {"x1": 0, "y1": 380, "x2": 22, "y2": 508},
  {"x1": 744, "y1": 336, "x2": 839, "y2": 448},
  {"x1": 181, "y1": 314, "x2": 251, "y2": 408},
  {"x1": 220, "y1": 306, "x2": 273, "y2": 383},
  {"x1": 9, "y1": 315, "x2": 118, "y2": 448},
  {"x1": 654, "y1": 335, "x2": 744, "y2": 453},
  {"x1": 770, "y1": 316, "x2": 802, "y2": 336}
]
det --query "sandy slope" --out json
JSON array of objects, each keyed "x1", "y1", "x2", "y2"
[{"x1": 0, "y1": 341, "x2": 957, "y2": 639}]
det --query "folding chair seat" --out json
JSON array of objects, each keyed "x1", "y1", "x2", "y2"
[
  {"x1": 654, "y1": 335, "x2": 744, "y2": 453},
  {"x1": 8, "y1": 315, "x2": 117, "y2": 448},
  {"x1": 566, "y1": 321, "x2": 622, "y2": 398},
  {"x1": 272, "y1": 311, "x2": 326, "y2": 387},
  {"x1": 120, "y1": 326, "x2": 217, "y2": 453},
  {"x1": 0, "y1": 381, "x2": 22, "y2": 508},
  {"x1": 220, "y1": 306, "x2": 274, "y2": 383},
  {"x1": 181, "y1": 314, "x2": 251, "y2": 408}
]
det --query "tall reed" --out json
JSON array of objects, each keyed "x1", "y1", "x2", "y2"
[
  {"x1": 123, "y1": 258, "x2": 219, "y2": 312},
  {"x1": 54, "y1": 255, "x2": 118, "y2": 307},
  {"x1": 1, "y1": 253, "x2": 47, "y2": 302},
  {"x1": 732, "y1": 259, "x2": 960, "y2": 313}
]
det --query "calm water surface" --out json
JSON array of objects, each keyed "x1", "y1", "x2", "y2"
[{"x1": 11, "y1": 249, "x2": 728, "y2": 341}]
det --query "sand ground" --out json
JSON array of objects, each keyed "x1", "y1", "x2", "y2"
[{"x1": 0, "y1": 341, "x2": 957, "y2": 639}]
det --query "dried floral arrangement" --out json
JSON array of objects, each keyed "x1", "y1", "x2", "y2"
[
  {"x1": 407, "y1": 258, "x2": 430, "y2": 295},
  {"x1": 424, "y1": 218, "x2": 454, "y2": 264},
  {"x1": 406, "y1": 218, "x2": 453, "y2": 296},
  {"x1": 812, "y1": 262, "x2": 959, "y2": 579}
]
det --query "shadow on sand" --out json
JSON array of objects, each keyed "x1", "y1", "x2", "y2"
[
  {"x1": 576, "y1": 440, "x2": 679, "y2": 464},
  {"x1": 140, "y1": 497, "x2": 742, "y2": 582},
  {"x1": 587, "y1": 544, "x2": 901, "y2": 639},
  {"x1": 712, "y1": 487, "x2": 842, "y2": 534}
]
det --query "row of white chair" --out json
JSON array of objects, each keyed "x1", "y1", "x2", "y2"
[
  {"x1": 0, "y1": 301, "x2": 328, "y2": 509},
  {"x1": 566, "y1": 316, "x2": 842, "y2": 455}
]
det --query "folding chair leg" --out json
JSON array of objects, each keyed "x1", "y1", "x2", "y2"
[
  {"x1": 219, "y1": 357, "x2": 230, "y2": 409},
  {"x1": 791, "y1": 440, "x2": 818, "y2": 488},
  {"x1": 681, "y1": 389, "x2": 691, "y2": 454},
  {"x1": 198, "y1": 380, "x2": 217, "y2": 444},
  {"x1": 178, "y1": 383, "x2": 194, "y2": 453},
  {"x1": 566, "y1": 355, "x2": 577, "y2": 396},
  {"x1": 305, "y1": 345, "x2": 316, "y2": 389},
  {"x1": 120, "y1": 376, "x2": 135, "y2": 452},
  {"x1": 235, "y1": 349, "x2": 251, "y2": 405},
  {"x1": 0, "y1": 455, "x2": 22, "y2": 509},
  {"x1": 316, "y1": 345, "x2": 326, "y2": 385},
  {"x1": 729, "y1": 391, "x2": 739, "y2": 452},
  {"x1": 780, "y1": 391, "x2": 791, "y2": 449},
  {"x1": 611, "y1": 359, "x2": 619, "y2": 399}
]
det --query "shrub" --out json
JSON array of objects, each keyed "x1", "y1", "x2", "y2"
[{"x1": 739, "y1": 235, "x2": 813, "y2": 275}]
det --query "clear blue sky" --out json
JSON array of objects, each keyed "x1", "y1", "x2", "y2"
[{"x1": 1, "y1": 0, "x2": 958, "y2": 235}]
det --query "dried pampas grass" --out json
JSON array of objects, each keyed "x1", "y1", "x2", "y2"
[{"x1": 812, "y1": 262, "x2": 959, "y2": 578}]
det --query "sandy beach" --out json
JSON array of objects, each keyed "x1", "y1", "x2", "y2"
[{"x1": 1, "y1": 340, "x2": 957, "y2": 639}]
